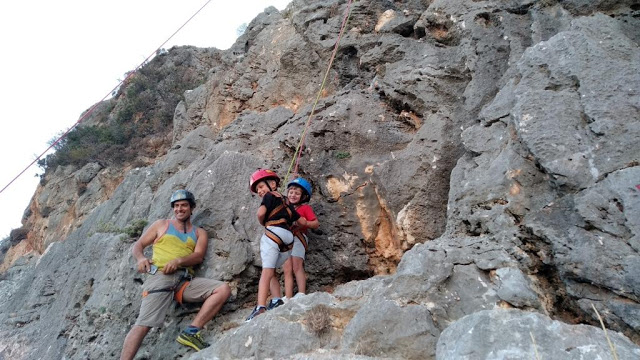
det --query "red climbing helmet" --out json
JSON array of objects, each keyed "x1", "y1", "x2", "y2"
[{"x1": 249, "y1": 169, "x2": 280, "y2": 193}]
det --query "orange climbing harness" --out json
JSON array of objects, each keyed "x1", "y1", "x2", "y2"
[
  {"x1": 263, "y1": 191, "x2": 297, "y2": 252},
  {"x1": 141, "y1": 269, "x2": 192, "y2": 305},
  {"x1": 293, "y1": 229, "x2": 308, "y2": 250}
]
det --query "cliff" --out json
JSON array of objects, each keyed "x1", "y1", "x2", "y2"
[{"x1": 0, "y1": 0, "x2": 639, "y2": 359}]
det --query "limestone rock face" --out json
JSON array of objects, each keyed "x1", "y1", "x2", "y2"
[
  {"x1": 1, "y1": 1, "x2": 639, "y2": 359},
  {"x1": 436, "y1": 309, "x2": 640, "y2": 359}
]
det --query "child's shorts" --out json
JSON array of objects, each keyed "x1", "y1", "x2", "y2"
[
  {"x1": 291, "y1": 234, "x2": 308, "y2": 260},
  {"x1": 260, "y1": 226, "x2": 293, "y2": 268},
  {"x1": 135, "y1": 272, "x2": 226, "y2": 328}
]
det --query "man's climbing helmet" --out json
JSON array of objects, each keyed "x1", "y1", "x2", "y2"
[
  {"x1": 170, "y1": 189, "x2": 196, "y2": 208},
  {"x1": 249, "y1": 169, "x2": 280, "y2": 193},
  {"x1": 287, "y1": 177, "x2": 312, "y2": 202}
]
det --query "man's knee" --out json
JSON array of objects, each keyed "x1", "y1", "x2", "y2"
[
  {"x1": 213, "y1": 283, "x2": 231, "y2": 301},
  {"x1": 125, "y1": 325, "x2": 150, "y2": 340},
  {"x1": 134, "y1": 325, "x2": 151, "y2": 333}
]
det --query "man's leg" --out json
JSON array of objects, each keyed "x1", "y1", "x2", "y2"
[
  {"x1": 190, "y1": 283, "x2": 231, "y2": 328},
  {"x1": 120, "y1": 325, "x2": 150, "y2": 360},
  {"x1": 282, "y1": 258, "x2": 295, "y2": 298},
  {"x1": 292, "y1": 256, "x2": 306, "y2": 295}
]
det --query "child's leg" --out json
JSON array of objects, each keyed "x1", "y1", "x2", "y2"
[
  {"x1": 258, "y1": 268, "x2": 276, "y2": 306},
  {"x1": 269, "y1": 275, "x2": 282, "y2": 300},
  {"x1": 259, "y1": 231, "x2": 282, "y2": 306},
  {"x1": 258, "y1": 227, "x2": 293, "y2": 305},
  {"x1": 292, "y1": 256, "x2": 306, "y2": 294},
  {"x1": 283, "y1": 258, "x2": 295, "y2": 298}
]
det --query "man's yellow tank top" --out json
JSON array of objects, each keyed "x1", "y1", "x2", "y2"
[{"x1": 152, "y1": 221, "x2": 198, "y2": 273}]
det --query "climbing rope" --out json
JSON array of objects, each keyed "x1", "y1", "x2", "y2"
[
  {"x1": 281, "y1": 0, "x2": 355, "y2": 190},
  {"x1": 0, "y1": 0, "x2": 214, "y2": 196}
]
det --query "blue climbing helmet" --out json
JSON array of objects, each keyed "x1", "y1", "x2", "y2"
[
  {"x1": 287, "y1": 177, "x2": 312, "y2": 203},
  {"x1": 170, "y1": 189, "x2": 196, "y2": 208}
]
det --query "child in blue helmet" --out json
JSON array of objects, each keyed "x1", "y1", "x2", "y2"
[{"x1": 279, "y1": 177, "x2": 319, "y2": 299}]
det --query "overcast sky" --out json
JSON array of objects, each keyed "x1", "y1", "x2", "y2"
[{"x1": 0, "y1": 0, "x2": 291, "y2": 239}]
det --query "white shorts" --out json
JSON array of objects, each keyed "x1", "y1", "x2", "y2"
[
  {"x1": 260, "y1": 226, "x2": 293, "y2": 268},
  {"x1": 290, "y1": 234, "x2": 308, "y2": 259}
]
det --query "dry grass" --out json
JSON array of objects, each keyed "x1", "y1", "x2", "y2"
[
  {"x1": 591, "y1": 303, "x2": 619, "y2": 360},
  {"x1": 304, "y1": 305, "x2": 331, "y2": 335},
  {"x1": 530, "y1": 332, "x2": 541, "y2": 360}
]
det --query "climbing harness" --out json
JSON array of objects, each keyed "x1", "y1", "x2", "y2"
[
  {"x1": 263, "y1": 191, "x2": 296, "y2": 252},
  {"x1": 141, "y1": 268, "x2": 193, "y2": 305},
  {"x1": 265, "y1": 227, "x2": 294, "y2": 253},
  {"x1": 293, "y1": 230, "x2": 308, "y2": 251}
]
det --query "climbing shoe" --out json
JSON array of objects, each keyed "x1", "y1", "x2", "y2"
[
  {"x1": 246, "y1": 306, "x2": 266, "y2": 321},
  {"x1": 176, "y1": 330, "x2": 210, "y2": 351},
  {"x1": 267, "y1": 298, "x2": 284, "y2": 310}
]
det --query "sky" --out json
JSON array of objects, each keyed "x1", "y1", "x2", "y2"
[{"x1": 0, "y1": 0, "x2": 291, "y2": 240}]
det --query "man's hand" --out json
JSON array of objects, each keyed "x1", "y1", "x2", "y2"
[
  {"x1": 163, "y1": 258, "x2": 182, "y2": 274},
  {"x1": 136, "y1": 258, "x2": 152, "y2": 273}
]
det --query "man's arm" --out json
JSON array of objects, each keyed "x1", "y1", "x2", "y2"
[
  {"x1": 162, "y1": 227, "x2": 209, "y2": 274},
  {"x1": 132, "y1": 219, "x2": 165, "y2": 273}
]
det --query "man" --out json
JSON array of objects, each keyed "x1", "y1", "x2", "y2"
[{"x1": 120, "y1": 190, "x2": 231, "y2": 360}]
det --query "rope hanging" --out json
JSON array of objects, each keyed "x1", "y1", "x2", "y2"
[
  {"x1": 281, "y1": 0, "x2": 355, "y2": 190},
  {"x1": 0, "y1": 0, "x2": 214, "y2": 196}
]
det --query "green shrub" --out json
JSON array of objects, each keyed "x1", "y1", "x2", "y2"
[
  {"x1": 123, "y1": 219, "x2": 148, "y2": 238},
  {"x1": 335, "y1": 150, "x2": 351, "y2": 159},
  {"x1": 38, "y1": 49, "x2": 208, "y2": 174},
  {"x1": 94, "y1": 219, "x2": 147, "y2": 239},
  {"x1": 95, "y1": 222, "x2": 121, "y2": 234}
]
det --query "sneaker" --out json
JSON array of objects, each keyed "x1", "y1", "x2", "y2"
[
  {"x1": 267, "y1": 298, "x2": 285, "y2": 310},
  {"x1": 176, "y1": 330, "x2": 210, "y2": 351},
  {"x1": 246, "y1": 306, "x2": 266, "y2": 321}
]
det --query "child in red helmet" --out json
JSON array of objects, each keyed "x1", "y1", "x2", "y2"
[
  {"x1": 246, "y1": 169, "x2": 307, "y2": 321},
  {"x1": 279, "y1": 177, "x2": 319, "y2": 299}
]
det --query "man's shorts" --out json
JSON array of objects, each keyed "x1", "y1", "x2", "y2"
[
  {"x1": 290, "y1": 233, "x2": 308, "y2": 259},
  {"x1": 260, "y1": 226, "x2": 293, "y2": 268},
  {"x1": 135, "y1": 272, "x2": 226, "y2": 328}
]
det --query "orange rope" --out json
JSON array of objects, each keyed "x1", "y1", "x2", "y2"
[
  {"x1": 282, "y1": 0, "x2": 355, "y2": 188},
  {"x1": 0, "y1": 0, "x2": 214, "y2": 195}
]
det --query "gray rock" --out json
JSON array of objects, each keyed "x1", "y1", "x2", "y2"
[
  {"x1": 495, "y1": 267, "x2": 540, "y2": 308},
  {"x1": 513, "y1": 14, "x2": 640, "y2": 189},
  {"x1": 2, "y1": 1, "x2": 640, "y2": 359},
  {"x1": 436, "y1": 309, "x2": 640, "y2": 360},
  {"x1": 342, "y1": 296, "x2": 439, "y2": 360},
  {"x1": 74, "y1": 162, "x2": 102, "y2": 184}
]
